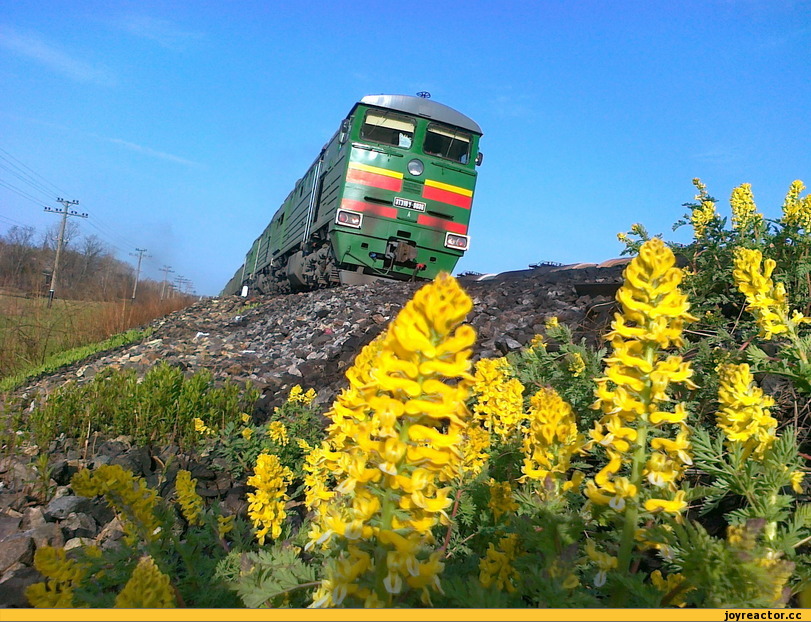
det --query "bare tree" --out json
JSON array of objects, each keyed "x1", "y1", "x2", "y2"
[
  {"x1": 0, "y1": 226, "x2": 38, "y2": 290},
  {"x1": 41, "y1": 220, "x2": 80, "y2": 252},
  {"x1": 78, "y1": 235, "x2": 107, "y2": 281}
]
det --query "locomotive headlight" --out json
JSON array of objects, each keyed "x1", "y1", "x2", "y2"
[
  {"x1": 407, "y1": 158, "x2": 424, "y2": 176},
  {"x1": 444, "y1": 232, "x2": 469, "y2": 250},
  {"x1": 336, "y1": 209, "x2": 362, "y2": 228}
]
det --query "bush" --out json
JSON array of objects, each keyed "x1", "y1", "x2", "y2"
[{"x1": 20, "y1": 179, "x2": 811, "y2": 610}]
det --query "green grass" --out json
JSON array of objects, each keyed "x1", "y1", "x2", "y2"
[
  {"x1": 14, "y1": 362, "x2": 259, "y2": 452},
  {"x1": 0, "y1": 326, "x2": 152, "y2": 393}
]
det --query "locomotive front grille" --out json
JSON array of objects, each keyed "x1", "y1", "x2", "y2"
[{"x1": 402, "y1": 180, "x2": 422, "y2": 194}]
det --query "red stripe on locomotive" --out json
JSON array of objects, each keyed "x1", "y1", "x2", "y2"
[
  {"x1": 346, "y1": 168, "x2": 403, "y2": 192},
  {"x1": 340, "y1": 198, "x2": 398, "y2": 219},
  {"x1": 417, "y1": 214, "x2": 468, "y2": 234},
  {"x1": 422, "y1": 185, "x2": 472, "y2": 209}
]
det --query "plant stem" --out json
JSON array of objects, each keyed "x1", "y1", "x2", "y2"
[{"x1": 440, "y1": 485, "x2": 464, "y2": 556}]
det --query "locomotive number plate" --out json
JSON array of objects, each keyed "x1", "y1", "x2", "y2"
[{"x1": 393, "y1": 197, "x2": 426, "y2": 211}]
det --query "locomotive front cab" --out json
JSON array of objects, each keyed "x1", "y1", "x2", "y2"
[{"x1": 331, "y1": 94, "x2": 482, "y2": 284}]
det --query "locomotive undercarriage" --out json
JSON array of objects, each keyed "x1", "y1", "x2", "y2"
[
  {"x1": 246, "y1": 229, "x2": 430, "y2": 296},
  {"x1": 248, "y1": 236, "x2": 339, "y2": 296}
]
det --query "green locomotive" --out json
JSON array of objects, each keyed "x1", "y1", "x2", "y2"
[{"x1": 221, "y1": 93, "x2": 483, "y2": 296}]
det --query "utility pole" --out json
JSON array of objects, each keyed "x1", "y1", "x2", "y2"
[
  {"x1": 129, "y1": 248, "x2": 149, "y2": 300},
  {"x1": 173, "y1": 275, "x2": 186, "y2": 299},
  {"x1": 160, "y1": 265, "x2": 174, "y2": 300},
  {"x1": 176, "y1": 277, "x2": 192, "y2": 296},
  {"x1": 44, "y1": 198, "x2": 87, "y2": 307}
]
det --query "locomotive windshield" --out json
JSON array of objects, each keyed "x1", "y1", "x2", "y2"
[
  {"x1": 361, "y1": 111, "x2": 415, "y2": 149},
  {"x1": 423, "y1": 123, "x2": 471, "y2": 164}
]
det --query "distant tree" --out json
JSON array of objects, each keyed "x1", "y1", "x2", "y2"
[
  {"x1": 0, "y1": 225, "x2": 192, "y2": 305},
  {"x1": 40, "y1": 220, "x2": 80, "y2": 252},
  {"x1": 0, "y1": 225, "x2": 39, "y2": 291}
]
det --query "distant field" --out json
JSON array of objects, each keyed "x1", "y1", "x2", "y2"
[{"x1": 0, "y1": 290, "x2": 191, "y2": 382}]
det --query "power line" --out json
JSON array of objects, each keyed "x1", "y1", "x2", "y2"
[
  {"x1": 0, "y1": 158, "x2": 61, "y2": 200},
  {"x1": 0, "y1": 147, "x2": 137, "y2": 255},
  {"x1": 0, "y1": 177, "x2": 49, "y2": 206},
  {"x1": 0, "y1": 146, "x2": 190, "y2": 289},
  {"x1": 0, "y1": 213, "x2": 32, "y2": 228},
  {"x1": 83, "y1": 219, "x2": 132, "y2": 255},
  {"x1": 173, "y1": 275, "x2": 193, "y2": 297},
  {"x1": 0, "y1": 146, "x2": 71, "y2": 198}
]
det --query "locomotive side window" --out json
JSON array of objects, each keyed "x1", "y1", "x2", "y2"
[
  {"x1": 360, "y1": 111, "x2": 415, "y2": 149},
  {"x1": 423, "y1": 124, "x2": 471, "y2": 164}
]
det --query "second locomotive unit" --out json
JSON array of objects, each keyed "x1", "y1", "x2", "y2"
[{"x1": 221, "y1": 93, "x2": 483, "y2": 296}]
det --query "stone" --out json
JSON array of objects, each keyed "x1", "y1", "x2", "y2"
[
  {"x1": 44, "y1": 495, "x2": 92, "y2": 521},
  {"x1": 64, "y1": 537, "x2": 95, "y2": 551},
  {"x1": 96, "y1": 517, "x2": 125, "y2": 543},
  {"x1": 0, "y1": 566, "x2": 43, "y2": 608},
  {"x1": 24, "y1": 523, "x2": 65, "y2": 550},
  {"x1": 60, "y1": 512, "x2": 98, "y2": 540},
  {"x1": 0, "y1": 535, "x2": 34, "y2": 573},
  {"x1": 495, "y1": 336, "x2": 523, "y2": 354},
  {"x1": 0, "y1": 515, "x2": 22, "y2": 541},
  {"x1": 20, "y1": 507, "x2": 45, "y2": 531}
]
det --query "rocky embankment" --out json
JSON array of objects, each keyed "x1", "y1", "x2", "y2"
[{"x1": 0, "y1": 263, "x2": 626, "y2": 606}]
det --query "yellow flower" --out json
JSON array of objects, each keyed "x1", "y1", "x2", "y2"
[
  {"x1": 643, "y1": 451, "x2": 682, "y2": 487},
  {"x1": 692, "y1": 177, "x2": 708, "y2": 200},
  {"x1": 585, "y1": 540, "x2": 617, "y2": 587},
  {"x1": 288, "y1": 384, "x2": 317, "y2": 404},
  {"x1": 716, "y1": 363, "x2": 777, "y2": 459},
  {"x1": 288, "y1": 384, "x2": 304, "y2": 402},
  {"x1": 586, "y1": 238, "x2": 696, "y2": 570},
  {"x1": 114, "y1": 556, "x2": 175, "y2": 608},
  {"x1": 241, "y1": 412, "x2": 251, "y2": 423},
  {"x1": 472, "y1": 357, "x2": 525, "y2": 439},
  {"x1": 267, "y1": 420, "x2": 289, "y2": 446},
  {"x1": 71, "y1": 464, "x2": 160, "y2": 545},
  {"x1": 301, "y1": 442, "x2": 336, "y2": 521},
  {"x1": 488, "y1": 479, "x2": 518, "y2": 521},
  {"x1": 727, "y1": 523, "x2": 758, "y2": 550},
  {"x1": 732, "y1": 247, "x2": 810, "y2": 340},
  {"x1": 790, "y1": 470, "x2": 805, "y2": 494},
  {"x1": 521, "y1": 386, "x2": 587, "y2": 495},
  {"x1": 754, "y1": 555, "x2": 795, "y2": 607},
  {"x1": 246, "y1": 453, "x2": 292, "y2": 545},
  {"x1": 651, "y1": 569, "x2": 693, "y2": 607},
  {"x1": 644, "y1": 490, "x2": 688, "y2": 515},
  {"x1": 193, "y1": 417, "x2": 212, "y2": 435},
  {"x1": 175, "y1": 469, "x2": 204, "y2": 526},
  {"x1": 241, "y1": 427, "x2": 253, "y2": 441},
  {"x1": 26, "y1": 546, "x2": 89, "y2": 608},
  {"x1": 691, "y1": 200, "x2": 717, "y2": 240},
  {"x1": 730, "y1": 183, "x2": 764, "y2": 235},
  {"x1": 782, "y1": 180, "x2": 811, "y2": 230},
  {"x1": 545, "y1": 316, "x2": 559, "y2": 329},
  {"x1": 733, "y1": 248, "x2": 788, "y2": 339},
  {"x1": 479, "y1": 534, "x2": 520, "y2": 593},
  {"x1": 567, "y1": 352, "x2": 586, "y2": 377},
  {"x1": 650, "y1": 429, "x2": 693, "y2": 466},
  {"x1": 310, "y1": 273, "x2": 475, "y2": 607},
  {"x1": 460, "y1": 422, "x2": 491, "y2": 477},
  {"x1": 218, "y1": 515, "x2": 235, "y2": 538},
  {"x1": 529, "y1": 333, "x2": 546, "y2": 350}
]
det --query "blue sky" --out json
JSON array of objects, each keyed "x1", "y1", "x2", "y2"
[{"x1": 1, "y1": 1, "x2": 809, "y2": 296}]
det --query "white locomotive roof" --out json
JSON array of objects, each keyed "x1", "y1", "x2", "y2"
[{"x1": 359, "y1": 94, "x2": 482, "y2": 135}]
